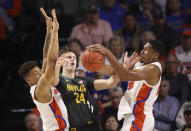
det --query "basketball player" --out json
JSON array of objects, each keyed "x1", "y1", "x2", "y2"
[
  {"x1": 52, "y1": 46, "x2": 120, "y2": 131},
  {"x1": 18, "y1": 9, "x2": 69, "y2": 131},
  {"x1": 87, "y1": 40, "x2": 164, "y2": 131}
]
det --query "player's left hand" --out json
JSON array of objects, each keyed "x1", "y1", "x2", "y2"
[
  {"x1": 87, "y1": 44, "x2": 108, "y2": 55},
  {"x1": 123, "y1": 51, "x2": 140, "y2": 69},
  {"x1": 51, "y1": 9, "x2": 59, "y2": 31},
  {"x1": 56, "y1": 54, "x2": 65, "y2": 68}
]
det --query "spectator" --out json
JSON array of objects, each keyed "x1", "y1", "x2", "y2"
[
  {"x1": 154, "y1": 0, "x2": 167, "y2": 14},
  {"x1": 0, "y1": 6, "x2": 14, "y2": 33},
  {"x1": 0, "y1": 17, "x2": 5, "y2": 39},
  {"x1": 176, "y1": 103, "x2": 191, "y2": 131},
  {"x1": 136, "y1": 0, "x2": 155, "y2": 30},
  {"x1": 153, "y1": 77, "x2": 180, "y2": 131},
  {"x1": 99, "y1": 0, "x2": 126, "y2": 31},
  {"x1": 25, "y1": 113, "x2": 41, "y2": 131},
  {"x1": 69, "y1": 38, "x2": 84, "y2": 55},
  {"x1": 75, "y1": 69, "x2": 86, "y2": 78},
  {"x1": 176, "y1": 101, "x2": 191, "y2": 129},
  {"x1": 114, "y1": 12, "x2": 143, "y2": 52},
  {"x1": 151, "y1": 11, "x2": 179, "y2": 53},
  {"x1": 102, "y1": 86, "x2": 123, "y2": 127},
  {"x1": 0, "y1": 0, "x2": 21, "y2": 30},
  {"x1": 166, "y1": 0, "x2": 189, "y2": 35},
  {"x1": 164, "y1": 54, "x2": 190, "y2": 105},
  {"x1": 181, "y1": 0, "x2": 191, "y2": 15},
  {"x1": 139, "y1": 30, "x2": 156, "y2": 51},
  {"x1": 0, "y1": 0, "x2": 21, "y2": 40},
  {"x1": 169, "y1": 25, "x2": 191, "y2": 83},
  {"x1": 70, "y1": 3, "x2": 113, "y2": 48},
  {"x1": 105, "y1": 36, "x2": 125, "y2": 65},
  {"x1": 103, "y1": 114, "x2": 120, "y2": 131},
  {"x1": 117, "y1": 0, "x2": 140, "y2": 13}
]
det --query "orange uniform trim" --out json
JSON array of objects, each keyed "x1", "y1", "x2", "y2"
[
  {"x1": 130, "y1": 83, "x2": 152, "y2": 131},
  {"x1": 49, "y1": 98, "x2": 67, "y2": 129}
]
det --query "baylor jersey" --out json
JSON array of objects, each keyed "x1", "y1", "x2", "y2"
[{"x1": 56, "y1": 75, "x2": 95, "y2": 127}]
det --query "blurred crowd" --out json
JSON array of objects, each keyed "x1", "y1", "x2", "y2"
[{"x1": 0, "y1": 0, "x2": 191, "y2": 130}]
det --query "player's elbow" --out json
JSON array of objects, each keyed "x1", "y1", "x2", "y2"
[
  {"x1": 44, "y1": 70, "x2": 55, "y2": 83},
  {"x1": 35, "y1": 86, "x2": 52, "y2": 100},
  {"x1": 48, "y1": 57, "x2": 57, "y2": 64}
]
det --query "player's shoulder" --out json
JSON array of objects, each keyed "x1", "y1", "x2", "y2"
[
  {"x1": 144, "y1": 63, "x2": 160, "y2": 70},
  {"x1": 146, "y1": 62, "x2": 161, "y2": 71},
  {"x1": 143, "y1": 63, "x2": 161, "y2": 76}
]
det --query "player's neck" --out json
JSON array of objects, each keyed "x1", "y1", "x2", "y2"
[
  {"x1": 62, "y1": 70, "x2": 75, "y2": 79},
  {"x1": 28, "y1": 82, "x2": 35, "y2": 87}
]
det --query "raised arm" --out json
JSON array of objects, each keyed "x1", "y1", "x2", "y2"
[
  {"x1": 40, "y1": 8, "x2": 53, "y2": 74},
  {"x1": 97, "y1": 65, "x2": 114, "y2": 76},
  {"x1": 52, "y1": 54, "x2": 65, "y2": 86},
  {"x1": 104, "y1": 49, "x2": 160, "y2": 85},
  {"x1": 87, "y1": 44, "x2": 160, "y2": 85},
  {"x1": 97, "y1": 51, "x2": 139, "y2": 75},
  {"x1": 35, "y1": 9, "x2": 59, "y2": 103}
]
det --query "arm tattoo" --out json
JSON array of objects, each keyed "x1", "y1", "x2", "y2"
[
  {"x1": 42, "y1": 32, "x2": 52, "y2": 73},
  {"x1": 43, "y1": 32, "x2": 52, "y2": 57}
]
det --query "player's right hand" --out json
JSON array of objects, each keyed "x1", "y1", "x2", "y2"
[
  {"x1": 56, "y1": 54, "x2": 65, "y2": 68},
  {"x1": 40, "y1": 7, "x2": 52, "y2": 32},
  {"x1": 123, "y1": 51, "x2": 140, "y2": 69},
  {"x1": 51, "y1": 9, "x2": 59, "y2": 31}
]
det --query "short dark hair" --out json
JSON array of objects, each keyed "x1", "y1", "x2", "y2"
[
  {"x1": 166, "y1": 53, "x2": 178, "y2": 62},
  {"x1": 161, "y1": 76, "x2": 170, "y2": 87},
  {"x1": 149, "y1": 40, "x2": 165, "y2": 57},
  {"x1": 102, "y1": 114, "x2": 120, "y2": 131},
  {"x1": 59, "y1": 46, "x2": 79, "y2": 67},
  {"x1": 161, "y1": 76, "x2": 168, "y2": 82},
  {"x1": 18, "y1": 61, "x2": 38, "y2": 79},
  {"x1": 124, "y1": 12, "x2": 136, "y2": 20},
  {"x1": 69, "y1": 38, "x2": 84, "y2": 51}
]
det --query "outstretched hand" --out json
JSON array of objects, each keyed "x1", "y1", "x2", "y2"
[
  {"x1": 87, "y1": 44, "x2": 108, "y2": 55},
  {"x1": 40, "y1": 7, "x2": 52, "y2": 32},
  {"x1": 51, "y1": 9, "x2": 59, "y2": 31},
  {"x1": 123, "y1": 51, "x2": 140, "y2": 70},
  {"x1": 56, "y1": 54, "x2": 65, "y2": 68}
]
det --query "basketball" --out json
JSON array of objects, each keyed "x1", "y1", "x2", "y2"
[{"x1": 81, "y1": 50, "x2": 104, "y2": 72}]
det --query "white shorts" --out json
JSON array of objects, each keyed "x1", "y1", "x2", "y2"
[{"x1": 120, "y1": 114, "x2": 154, "y2": 131}]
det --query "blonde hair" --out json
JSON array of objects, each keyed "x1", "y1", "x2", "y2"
[{"x1": 108, "y1": 36, "x2": 125, "y2": 52}]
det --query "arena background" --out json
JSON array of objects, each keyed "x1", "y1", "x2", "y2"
[{"x1": 0, "y1": 0, "x2": 190, "y2": 130}]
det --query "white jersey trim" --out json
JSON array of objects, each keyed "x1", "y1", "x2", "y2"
[{"x1": 30, "y1": 85, "x2": 53, "y2": 105}]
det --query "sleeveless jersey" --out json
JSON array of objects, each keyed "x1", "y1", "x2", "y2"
[
  {"x1": 118, "y1": 62, "x2": 162, "y2": 131},
  {"x1": 56, "y1": 75, "x2": 95, "y2": 127},
  {"x1": 30, "y1": 85, "x2": 69, "y2": 131}
]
